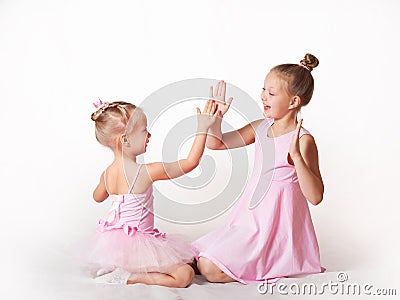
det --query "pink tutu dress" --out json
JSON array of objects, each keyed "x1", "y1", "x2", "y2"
[
  {"x1": 193, "y1": 118, "x2": 323, "y2": 283},
  {"x1": 84, "y1": 164, "x2": 195, "y2": 274}
]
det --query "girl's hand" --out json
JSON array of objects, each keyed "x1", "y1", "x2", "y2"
[
  {"x1": 196, "y1": 100, "x2": 219, "y2": 131},
  {"x1": 288, "y1": 119, "x2": 325, "y2": 205},
  {"x1": 209, "y1": 80, "x2": 233, "y2": 117},
  {"x1": 288, "y1": 119, "x2": 303, "y2": 163}
]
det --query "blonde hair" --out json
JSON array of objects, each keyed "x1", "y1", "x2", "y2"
[
  {"x1": 270, "y1": 53, "x2": 319, "y2": 107},
  {"x1": 91, "y1": 101, "x2": 137, "y2": 150}
]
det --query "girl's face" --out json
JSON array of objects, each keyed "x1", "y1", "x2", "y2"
[
  {"x1": 261, "y1": 72, "x2": 294, "y2": 119},
  {"x1": 124, "y1": 115, "x2": 151, "y2": 156}
]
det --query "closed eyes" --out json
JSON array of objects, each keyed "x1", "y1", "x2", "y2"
[{"x1": 262, "y1": 88, "x2": 275, "y2": 96}]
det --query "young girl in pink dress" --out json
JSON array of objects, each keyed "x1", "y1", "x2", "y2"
[
  {"x1": 193, "y1": 53, "x2": 325, "y2": 284},
  {"x1": 86, "y1": 100, "x2": 218, "y2": 287}
]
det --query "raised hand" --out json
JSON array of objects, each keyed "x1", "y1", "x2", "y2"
[
  {"x1": 196, "y1": 100, "x2": 219, "y2": 131},
  {"x1": 209, "y1": 80, "x2": 233, "y2": 117},
  {"x1": 288, "y1": 119, "x2": 303, "y2": 163}
]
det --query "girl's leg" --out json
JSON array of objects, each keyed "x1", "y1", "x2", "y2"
[
  {"x1": 189, "y1": 259, "x2": 201, "y2": 275},
  {"x1": 197, "y1": 257, "x2": 236, "y2": 283},
  {"x1": 127, "y1": 264, "x2": 194, "y2": 288}
]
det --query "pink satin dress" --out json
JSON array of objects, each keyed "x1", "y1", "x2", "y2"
[{"x1": 193, "y1": 118, "x2": 323, "y2": 283}]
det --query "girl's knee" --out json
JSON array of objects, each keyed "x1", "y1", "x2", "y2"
[
  {"x1": 198, "y1": 257, "x2": 216, "y2": 273},
  {"x1": 173, "y1": 264, "x2": 195, "y2": 288},
  {"x1": 197, "y1": 257, "x2": 222, "y2": 282}
]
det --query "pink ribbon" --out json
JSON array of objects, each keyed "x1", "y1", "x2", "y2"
[
  {"x1": 93, "y1": 97, "x2": 105, "y2": 109},
  {"x1": 97, "y1": 221, "x2": 166, "y2": 238},
  {"x1": 151, "y1": 228, "x2": 166, "y2": 238},
  {"x1": 123, "y1": 224, "x2": 139, "y2": 236}
]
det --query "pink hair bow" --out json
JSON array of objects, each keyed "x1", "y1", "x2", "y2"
[{"x1": 93, "y1": 97, "x2": 105, "y2": 109}]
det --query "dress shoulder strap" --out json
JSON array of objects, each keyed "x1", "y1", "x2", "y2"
[
  {"x1": 299, "y1": 126, "x2": 312, "y2": 138},
  {"x1": 103, "y1": 169, "x2": 110, "y2": 195},
  {"x1": 128, "y1": 164, "x2": 143, "y2": 193},
  {"x1": 255, "y1": 117, "x2": 274, "y2": 137}
]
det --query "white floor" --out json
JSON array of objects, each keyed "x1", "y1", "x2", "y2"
[{"x1": 1, "y1": 215, "x2": 399, "y2": 300}]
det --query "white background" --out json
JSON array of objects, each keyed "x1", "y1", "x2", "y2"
[{"x1": 1, "y1": 0, "x2": 399, "y2": 299}]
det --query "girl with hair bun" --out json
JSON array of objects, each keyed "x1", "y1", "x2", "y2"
[{"x1": 194, "y1": 54, "x2": 325, "y2": 284}]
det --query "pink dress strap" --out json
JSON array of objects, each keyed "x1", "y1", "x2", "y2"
[
  {"x1": 103, "y1": 169, "x2": 110, "y2": 195},
  {"x1": 299, "y1": 126, "x2": 311, "y2": 138},
  {"x1": 128, "y1": 164, "x2": 143, "y2": 193}
]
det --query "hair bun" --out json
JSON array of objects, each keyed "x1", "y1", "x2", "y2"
[{"x1": 300, "y1": 53, "x2": 319, "y2": 71}]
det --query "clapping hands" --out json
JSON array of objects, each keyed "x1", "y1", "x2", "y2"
[
  {"x1": 209, "y1": 80, "x2": 233, "y2": 117},
  {"x1": 196, "y1": 100, "x2": 219, "y2": 131}
]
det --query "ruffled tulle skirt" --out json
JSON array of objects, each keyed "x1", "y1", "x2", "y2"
[{"x1": 81, "y1": 229, "x2": 196, "y2": 275}]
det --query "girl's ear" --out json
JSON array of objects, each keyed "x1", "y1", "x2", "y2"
[
  {"x1": 120, "y1": 133, "x2": 128, "y2": 144},
  {"x1": 289, "y1": 96, "x2": 301, "y2": 110}
]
